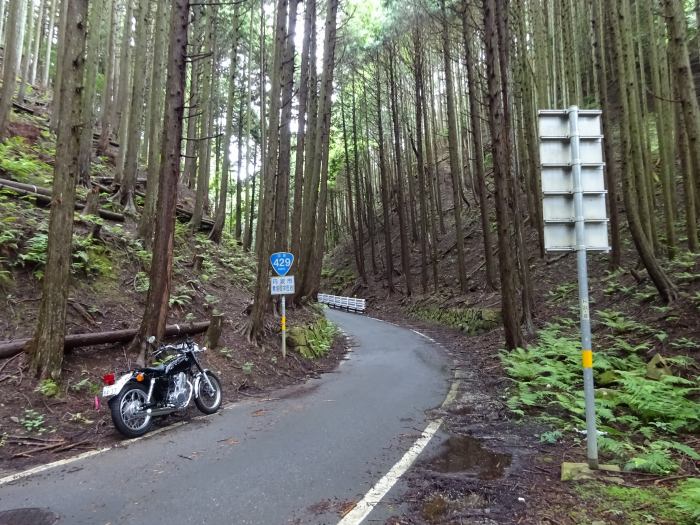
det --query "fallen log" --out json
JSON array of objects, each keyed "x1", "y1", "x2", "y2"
[
  {"x1": 96, "y1": 176, "x2": 147, "y2": 185},
  {"x1": 0, "y1": 177, "x2": 52, "y2": 196},
  {"x1": 94, "y1": 182, "x2": 214, "y2": 229},
  {"x1": 0, "y1": 179, "x2": 125, "y2": 222},
  {"x1": 12, "y1": 101, "x2": 35, "y2": 114},
  {"x1": 91, "y1": 132, "x2": 120, "y2": 148},
  {"x1": 0, "y1": 321, "x2": 210, "y2": 359}
]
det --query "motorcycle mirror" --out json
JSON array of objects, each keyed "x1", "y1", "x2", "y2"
[{"x1": 147, "y1": 335, "x2": 156, "y2": 344}]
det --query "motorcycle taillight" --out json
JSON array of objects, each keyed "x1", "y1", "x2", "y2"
[{"x1": 102, "y1": 373, "x2": 115, "y2": 386}]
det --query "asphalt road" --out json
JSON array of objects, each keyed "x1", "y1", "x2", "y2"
[{"x1": 0, "y1": 310, "x2": 451, "y2": 525}]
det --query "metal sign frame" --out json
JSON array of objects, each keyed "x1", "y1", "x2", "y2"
[{"x1": 539, "y1": 106, "x2": 607, "y2": 470}]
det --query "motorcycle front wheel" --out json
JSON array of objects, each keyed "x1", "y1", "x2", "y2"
[
  {"x1": 194, "y1": 371, "x2": 222, "y2": 414},
  {"x1": 110, "y1": 382, "x2": 153, "y2": 438}
]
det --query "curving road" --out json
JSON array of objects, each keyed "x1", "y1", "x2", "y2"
[{"x1": 0, "y1": 310, "x2": 451, "y2": 525}]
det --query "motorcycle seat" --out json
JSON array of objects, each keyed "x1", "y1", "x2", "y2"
[{"x1": 141, "y1": 364, "x2": 168, "y2": 376}]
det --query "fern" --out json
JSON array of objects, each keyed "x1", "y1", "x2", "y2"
[
  {"x1": 501, "y1": 321, "x2": 700, "y2": 473},
  {"x1": 626, "y1": 446, "x2": 677, "y2": 474},
  {"x1": 671, "y1": 478, "x2": 700, "y2": 522},
  {"x1": 596, "y1": 309, "x2": 650, "y2": 334},
  {"x1": 616, "y1": 372, "x2": 700, "y2": 432}
]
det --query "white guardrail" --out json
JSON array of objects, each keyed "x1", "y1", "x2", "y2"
[{"x1": 318, "y1": 294, "x2": 366, "y2": 313}]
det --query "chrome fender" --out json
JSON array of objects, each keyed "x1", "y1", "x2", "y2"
[{"x1": 193, "y1": 369, "x2": 215, "y2": 398}]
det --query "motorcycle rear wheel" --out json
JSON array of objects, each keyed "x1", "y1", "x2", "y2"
[
  {"x1": 194, "y1": 371, "x2": 222, "y2": 414},
  {"x1": 110, "y1": 382, "x2": 153, "y2": 438}
]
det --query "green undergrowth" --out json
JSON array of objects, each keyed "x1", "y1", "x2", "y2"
[
  {"x1": 0, "y1": 185, "x2": 257, "y2": 301},
  {"x1": 409, "y1": 304, "x2": 501, "y2": 335},
  {"x1": 287, "y1": 317, "x2": 338, "y2": 359},
  {"x1": 321, "y1": 265, "x2": 355, "y2": 294},
  {"x1": 573, "y1": 479, "x2": 699, "y2": 525},
  {"x1": 602, "y1": 251, "x2": 700, "y2": 308},
  {"x1": 0, "y1": 136, "x2": 53, "y2": 186},
  {"x1": 0, "y1": 193, "x2": 115, "y2": 281},
  {"x1": 501, "y1": 320, "x2": 700, "y2": 474}
]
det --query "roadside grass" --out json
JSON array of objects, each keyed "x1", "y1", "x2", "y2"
[
  {"x1": 408, "y1": 304, "x2": 501, "y2": 335},
  {"x1": 288, "y1": 317, "x2": 339, "y2": 359},
  {"x1": 500, "y1": 292, "x2": 699, "y2": 523},
  {"x1": 574, "y1": 481, "x2": 697, "y2": 525}
]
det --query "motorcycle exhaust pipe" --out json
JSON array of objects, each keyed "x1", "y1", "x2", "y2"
[{"x1": 138, "y1": 406, "x2": 177, "y2": 417}]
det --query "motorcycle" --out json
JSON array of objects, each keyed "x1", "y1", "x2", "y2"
[{"x1": 101, "y1": 336, "x2": 222, "y2": 438}]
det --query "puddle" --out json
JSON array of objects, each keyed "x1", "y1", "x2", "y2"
[{"x1": 428, "y1": 436, "x2": 512, "y2": 480}]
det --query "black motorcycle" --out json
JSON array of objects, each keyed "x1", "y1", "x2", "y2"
[{"x1": 101, "y1": 336, "x2": 222, "y2": 438}]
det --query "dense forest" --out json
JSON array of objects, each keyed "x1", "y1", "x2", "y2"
[
  {"x1": 0, "y1": 0, "x2": 699, "y2": 521},
  {"x1": 1, "y1": 0, "x2": 698, "y2": 371}
]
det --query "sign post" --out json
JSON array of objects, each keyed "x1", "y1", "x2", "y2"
[
  {"x1": 539, "y1": 107, "x2": 609, "y2": 469},
  {"x1": 269, "y1": 252, "x2": 294, "y2": 359}
]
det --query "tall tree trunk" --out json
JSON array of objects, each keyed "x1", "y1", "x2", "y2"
[
  {"x1": 663, "y1": 0, "x2": 700, "y2": 252},
  {"x1": 247, "y1": 0, "x2": 290, "y2": 339},
  {"x1": 591, "y1": 0, "x2": 622, "y2": 268},
  {"x1": 41, "y1": 0, "x2": 56, "y2": 89},
  {"x1": 243, "y1": 143, "x2": 258, "y2": 252},
  {"x1": 138, "y1": 0, "x2": 169, "y2": 246},
  {"x1": 114, "y1": 0, "x2": 134, "y2": 182},
  {"x1": 0, "y1": 0, "x2": 24, "y2": 137},
  {"x1": 341, "y1": 91, "x2": 362, "y2": 283},
  {"x1": 483, "y1": 0, "x2": 524, "y2": 349},
  {"x1": 290, "y1": 0, "x2": 316, "y2": 259},
  {"x1": 389, "y1": 49, "x2": 412, "y2": 296},
  {"x1": 49, "y1": 0, "x2": 68, "y2": 131},
  {"x1": 0, "y1": 0, "x2": 7, "y2": 49},
  {"x1": 297, "y1": 0, "x2": 338, "y2": 300},
  {"x1": 182, "y1": 26, "x2": 200, "y2": 190},
  {"x1": 209, "y1": 3, "x2": 241, "y2": 243},
  {"x1": 351, "y1": 73, "x2": 367, "y2": 282},
  {"x1": 273, "y1": 0, "x2": 299, "y2": 251},
  {"x1": 441, "y1": 0, "x2": 467, "y2": 293},
  {"x1": 376, "y1": 59, "x2": 394, "y2": 295},
  {"x1": 130, "y1": 0, "x2": 189, "y2": 366},
  {"x1": 189, "y1": 9, "x2": 214, "y2": 230},
  {"x1": 77, "y1": 0, "x2": 105, "y2": 186},
  {"x1": 29, "y1": 0, "x2": 45, "y2": 86},
  {"x1": 362, "y1": 78, "x2": 379, "y2": 275},
  {"x1": 234, "y1": 84, "x2": 245, "y2": 240},
  {"x1": 462, "y1": 4, "x2": 497, "y2": 289},
  {"x1": 97, "y1": 0, "x2": 117, "y2": 156},
  {"x1": 610, "y1": 0, "x2": 678, "y2": 301},
  {"x1": 413, "y1": 30, "x2": 429, "y2": 294},
  {"x1": 17, "y1": 0, "x2": 35, "y2": 103},
  {"x1": 116, "y1": 0, "x2": 149, "y2": 213},
  {"x1": 28, "y1": 0, "x2": 88, "y2": 379}
]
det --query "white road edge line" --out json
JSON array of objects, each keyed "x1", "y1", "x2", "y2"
[
  {"x1": 0, "y1": 403, "x2": 238, "y2": 487},
  {"x1": 338, "y1": 380, "x2": 460, "y2": 525},
  {"x1": 0, "y1": 448, "x2": 111, "y2": 486}
]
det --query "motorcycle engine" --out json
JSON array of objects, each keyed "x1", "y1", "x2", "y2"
[{"x1": 166, "y1": 372, "x2": 193, "y2": 408}]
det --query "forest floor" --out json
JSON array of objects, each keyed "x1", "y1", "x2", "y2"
[
  {"x1": 323, "y1": 167, "x2": 700, "y2": 523},
  {"x1": 0, "y1": 106, "x2": 345, "y2": 475}
]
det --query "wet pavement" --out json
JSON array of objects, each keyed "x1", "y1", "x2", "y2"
[{"x1": 0, "y1": 310, "x2": 452, "y2": 524}]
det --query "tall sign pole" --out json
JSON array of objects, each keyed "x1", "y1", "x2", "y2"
[
  {"x1": 569, "y1": 106, "x2": 598, "y2": 469},
  {"x1": 539, "y1": 107, "x2": 609, "y2": 469},
  {"x1": 270, "y1": 252, "x2": 295, "y2": 359}
]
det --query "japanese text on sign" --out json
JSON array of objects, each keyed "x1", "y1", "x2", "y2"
[{"x1": 271, "y1": 276, "x2": 295, "y2": 295}]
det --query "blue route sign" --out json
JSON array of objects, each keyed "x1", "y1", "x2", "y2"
[{"x1": 270, "y1": 252, "x2": 294, "y2": 276}]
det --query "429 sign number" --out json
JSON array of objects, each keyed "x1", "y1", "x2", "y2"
[{"x1": 269, "y1": 252, "x2": 294, "y2": 277}]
